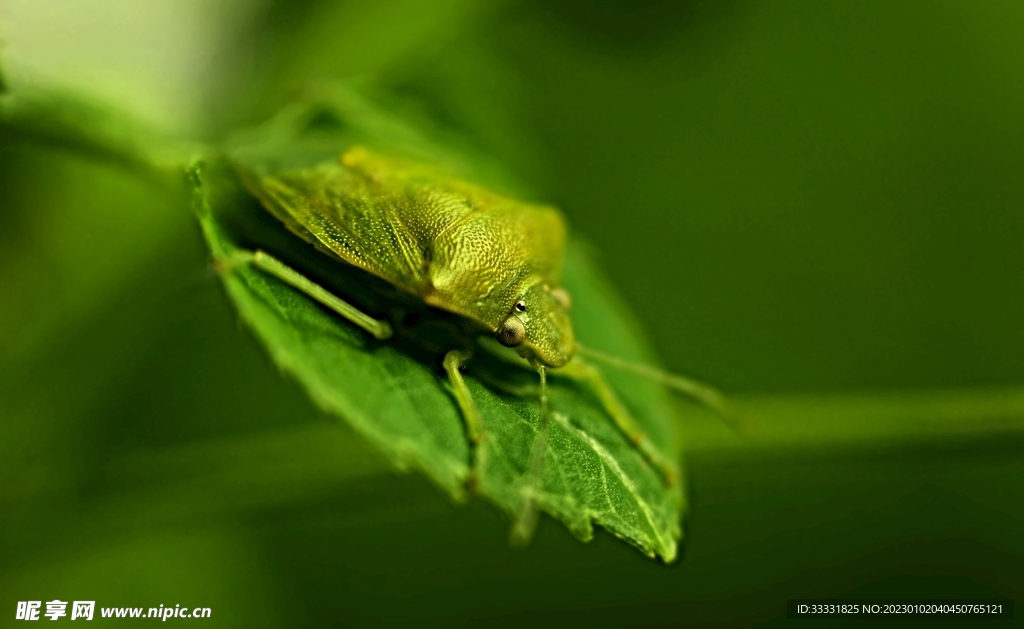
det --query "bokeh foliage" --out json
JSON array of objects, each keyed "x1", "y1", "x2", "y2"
[{"x1": 2, "y1": 0, "x2": 1022, "y2": 625}]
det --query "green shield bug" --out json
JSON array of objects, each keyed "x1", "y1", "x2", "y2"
[{"x1": 210, "y1": 142, "x2": 733, "y2": 490}]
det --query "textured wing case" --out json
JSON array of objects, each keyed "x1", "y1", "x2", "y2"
[{"x1": 237, "y1": 148, "x2": 567, "y2": 333}]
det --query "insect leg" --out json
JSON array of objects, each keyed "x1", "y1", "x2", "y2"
[
  {"x1": 558, "y1": 357, "x2": 680, "y2": 486},
  {"x1": 187, "y1": 163, "x2": 391, "y2": 339},
  {"x1": 510, "y1": 363, "x2": 549, "y2": 546},
  {"x1": 226, "y1": 250, "x2": 393, "y2": 340},
  {"x1": 442, "y1": 348, "x2": 486, "y2": 489}
]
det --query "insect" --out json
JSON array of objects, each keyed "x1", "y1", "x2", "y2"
[{"x1": 221, "y1": 146, "x2": 732, "y2": 487}]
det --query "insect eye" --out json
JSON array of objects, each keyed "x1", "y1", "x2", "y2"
[
  {"x1": 514, "y1": 300, "x2": 527, "y2": 313},
  {"x1": 497, "y1": 316, "x2": 526, "y2": 347},
  {"x1": 551, "y1": 288, "x2": 571, "y2": 310}
]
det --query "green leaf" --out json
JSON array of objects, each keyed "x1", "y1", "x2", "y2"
[
  {"x1": 0, "y1": 85, "x2": 194, "y2": 188},
  {"x1": 193, "y1": 89, "x2": 684, "y2": 561}
]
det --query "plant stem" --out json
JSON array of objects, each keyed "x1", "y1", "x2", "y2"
[
  {"x1": 0, "y1": 85, "x2": 206, "y2": 190},
  {"x1": 681, "y1": 385, "x2": 1024, "y2": 454}
]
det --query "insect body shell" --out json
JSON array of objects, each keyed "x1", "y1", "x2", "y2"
[{"x1": 237, "y1": 147, "x2": 576, "y2": 367}]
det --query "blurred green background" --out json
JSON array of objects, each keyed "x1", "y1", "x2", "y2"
[{"x1": 1, "y1": 0, "x2": 1022, "y2": 625}]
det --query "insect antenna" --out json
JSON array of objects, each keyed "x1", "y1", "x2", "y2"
[{"x1": 575, "y1": 344, "x2": 752, "y2": 435}]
